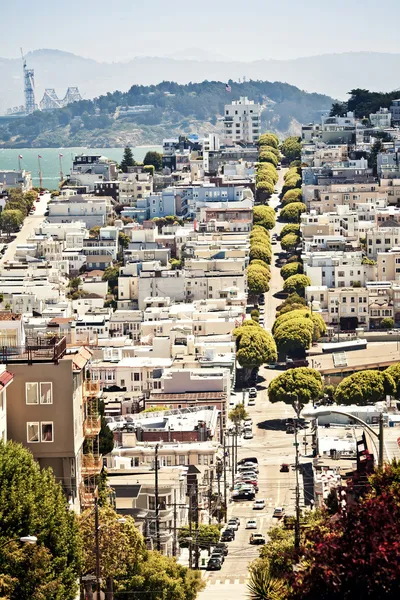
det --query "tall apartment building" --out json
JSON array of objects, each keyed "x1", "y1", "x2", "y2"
[
  {"x1": 223, "y1": 97, "x2": 261, "y2": 144},
  {"x1": 3, "y1": 337, "x2": 102, "y2": 509}
]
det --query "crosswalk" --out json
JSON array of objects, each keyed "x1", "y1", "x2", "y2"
[{"x1": 203, "y1": 573, "x2": 249, "y2": 585}]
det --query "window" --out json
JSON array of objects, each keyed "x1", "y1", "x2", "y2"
[
  {"x1": 149, "y1": 496, "x2": 156, "y2": 510},
  {"x1": 40, "y1": 382, "x2": 52, "y2": 404},
  {"x1": 204, "y1": 455, "x2": 209, "y2": 465},
  {"x1": 41, "y1": 422, "x2": 54, "y2": 442},
  {"x1": 179, "y1": 455, "x2": 186, "y2": 465},
  {"x1": 26, "y1": 382, "x2": 39, "y2": 405},
  {"x1": 134, "y1": 373, "x2": 140, "y2": 381},
  {"x1": 198, "y1": 454, "x2": 202, "y2": 465},
  {"x1": 27, "y1": 422, "x2": 39, "y2": 443}
]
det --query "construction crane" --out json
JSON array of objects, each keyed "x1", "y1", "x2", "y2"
[{"x1": 20, "y1": 48, "x2": 36, "y2": 114}]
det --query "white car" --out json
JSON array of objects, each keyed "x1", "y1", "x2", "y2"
[
  {"x1": 248, "y1": 398, "x2": 256, "y2": 406},
  {"x1": 244, "y1": 430, "x2": 253, "y2": 439},
  {"x1": 246, "y1": 519, "x2": 257, "y2": 529},
  {"x1": 243, "y1": 418, "x2": 253, "y2": 427},
  {"x1": 253, "y1": 499, "x2": 266, "y2": 510}
]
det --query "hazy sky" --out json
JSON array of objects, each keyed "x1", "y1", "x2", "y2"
[{"x1": 2, "y1": 0, "x2": 400, "y2": 62}]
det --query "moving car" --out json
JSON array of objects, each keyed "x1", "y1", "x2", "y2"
[
  {"x1": 280, "y1": 463, "x2": 290, "y2": 473},
  {"x1": 243, "y1": 430, "x2": 253, "y2": 439},
  {"x1": 253, "y1": 499, "x2": 266, "y2": 510},
  {"x1": 248, "y1": 397, "x2": 256, "y2": 406},
  {"x1": 249, "y1": 388, "x2": 257, "y2": 398},
  {"x1": 249, "y1": 533, "x2": 266, "y2": 545},
  {"x1": 246, "y1": 519, "x2": 257, "y2": 529},
  {"x1": 273, "y1": 507, "x2": 285, "y2": 519},
  {"x1": 227, "y1": 519, "x2": 239, "y2": 531},
  {"x1": 243, "y1": 418, "x2": 253, "y2": 427},
  {"x1": 232, "y1": 490, "x2": 255, "y2": 501},
  {"x1": 207, "y1": 557, "x2": 222, "y2": 571}
]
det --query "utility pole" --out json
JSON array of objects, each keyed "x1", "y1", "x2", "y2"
[
  {"x1": 172, "y1": 489, "x2": 177, "y2": 557},
  {"x1": 294, "y1": 409, "x2": 301, "y2": 550},
  {"x1": 223, "y1": 433, "x2": 227, "y2": 519},
  {"x1": 188, "y1": 489, "x2": 193, "y2": 569},
  {"x1": 154, "y1": 443, "x2": 161, "y2": 551},
  {"x1": 379, "y1": 412, "x2": 384, "y2": 469},
  {"x1": 94, "y1": 498, "x2": 101, "y2": 598},
  {"x1": 194, "y1": 484, "x2": 199, "y2": 570},
  {"x1": 208, "y1": 471, "x2": 213, "y2": 525},
  {"x1": 234, "y1": 423, "x2": 239, "y2": 475}
]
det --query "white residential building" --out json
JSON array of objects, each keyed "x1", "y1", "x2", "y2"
[{"x1": 223, "y1": 97, "x2": 261, "y2": 144}]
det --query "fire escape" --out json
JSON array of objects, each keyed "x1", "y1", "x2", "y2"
[{"x1": 80, "y1": 380, "x2": 102, "y2": 507}]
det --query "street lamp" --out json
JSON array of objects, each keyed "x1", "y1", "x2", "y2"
[
  {"x1": 288, "y1": 394, "x2": 301, "y2": 550},
  {"x1": 302, "y1": 408, "x2": 385, "y2": 468},
  {"x1": 0, "y1": 535, "x2": 37, "y2": 550}
]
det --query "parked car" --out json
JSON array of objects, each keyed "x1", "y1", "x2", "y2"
[
  {"x1": 246, "y1": 519, "x2": 257, "y2": 529},
  {"x1": 243, "y1": 418, "x2": 253, "y2": 427},
  {"x1": 248, "y1": 398, "x2": 256, "y2": 406},
  {"x1": 253, "y1": 499, "x2": 266, "y2": 510},
  {"x1": 241, "y1": 480, "x2": 259, "y2": 492},
  {"x1": 238, "y1": 457, "x2": 258, "y2": 466},
  {"x1": 242, "y1": 461, "x2": 258, "y2": 471},
  {"x1": 249, "y1": 388, "x2": 257, "y2": 398},
  {"x1": 232, "y1": 490, "x2": 255, "y2": 501},
  {"x1": 244, "y1": 430, "x2": 253, "y2": 439},
  {"x1": 221, "y1": 529, "x2": 234, "y2": 541},
  {"x1": 280, "y1": 463, "x2": 290, "y2": 473},
  {"x1": 214, "y1": 542, "x2": 228, "y2": 556},
  {"x1": 273, "y1": 507, "x2": 285, "y2": 519},
  {"x1": 249, "y1": 533, "x2": 266, "y2": 545},
  {"x1": 210, "y1": 551, "x2": 224, "y2": 564},
  {"x1": 207, "y1": 557, "x2": 222, "y2": 571}
]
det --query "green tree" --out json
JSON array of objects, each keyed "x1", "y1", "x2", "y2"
[
  {"x1": 169, "y1": 259, "x2": 182, "y2": 270},
  {"x1": 143, "y1": 151, "x2": 163, "y2": 171},
  {"x1": 280, "y1": 202, "x2": 307, "y2": 223},
  {"x1": 276, "y1": 293, "x2": 306, "y2": 315},
  {"x1": 280, "y1": 233, "x2": 299, "y2": 252},
  {"x1": 256, "y1": 180, "x2": 275, "y2": 197},
  {"x1": 229, "y1": 403, "x2": 248, "y2": 426},
  {"x1": 283, "y1": 274, "x2": 311, "y2": 297},
  {"x1": 118, "y1": 550, "x2": 205, "y2": 600},
  {"x1": 0, "y1": 209, "x2": 24, "y2": 236},
  {"x1": 280, "y1": 137, "x2": 301, "y2": 162},
  {"x1": 69, "y1": 276, "x2": 81, "y2": 291},
  {"x1": 248, "y1": 264, "x2": 270, "y2": 296},
  {"x1": 250, "y1": 243, "x2": 272, "y2": 265},
  {"x1": 120, "y1": 147, "x2": 136, "y2": 173},
  {"x1": 79, "y1": 504, "x2": 143, "y2": 596},
  {"x1": 234, "y1": 321, "x2": 277, "y2": 376},
  {"x1": 282, "y1": 189, "x2": 302, "y2": 205},
  {"x1": 89, "y1": 225, "x2": 101, "y2": 238},
  {"x1": 272, "y1": 308, "x2": 312, "y2": 334},
  {"x1": 259, "y1": 150, "x2": 279, "y2": 167},
  {"x1": 178, "y1": 524, "x2": 221, "y2": 549},
  {"x1": 380, "y1": 317, "x2": 394, "y2": 329},
  {"x1": 99, "y1": 400, "x2": 114, "y2": 455},
  {"x1": 257, "y1": 163, "x2": 278, "y2": 185},
  {"x1": 268, "y1": 367, "x2": 323, "y2": 407},
  {"x1": 102, "y1": 266, "x2": 119, "y2": 291},
  {"x1": 258, "y1": 133, "x2": 279, "y2": 149},
  {"x1": 0, "y1": 441, "x2": 82, "y2": 600},
  {"x1": 334, "y1": 370, "x2": 395, "y2": 405},
  {"x1": 281, "y1": 262, "x2": 303, "y2": 280},
  {"x1": 281, "y1": 223, "x2": 300, "y2": 238},
  {"x1": 273, "y1": 317, "x2": 313, "y2": 357},
  {"x1": 118, "y1": 231, "x2": 130, "y2": 250},
  {"x1": 253, "y1": 205, "x2": 276, "y2": 230},
  {"x1": 385, "y1": 363, "x2": 400, "y2": 398}
]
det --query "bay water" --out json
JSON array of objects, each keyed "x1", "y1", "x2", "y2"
[{"x1": 0, "y1": 146, "x2": 162, "y2": 189}]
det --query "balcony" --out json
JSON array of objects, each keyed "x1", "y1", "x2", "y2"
[
  {"x1": 0, "y1": 336, "x2": 67, "y2": 365},
  {"x1": 83, "y1": 380, "x2": 101, "y2": 399},
  {"x1": 79, "y1": 482, "x2": 97, "y2": 507},
  {"x1": 81, "y1": 453, "x2": 103, "y2": 476},
  {"x1": 83, "y1": 415, "x2": 101, "y2": 437}
]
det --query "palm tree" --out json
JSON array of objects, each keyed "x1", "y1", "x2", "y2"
[{"x1": 247, "y1": 561, "x2": 287, "y2": 600}]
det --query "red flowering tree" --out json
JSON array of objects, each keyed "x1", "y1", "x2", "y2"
[{"x1": 291, "y1": 461, "x2": 400, "y2": 599}]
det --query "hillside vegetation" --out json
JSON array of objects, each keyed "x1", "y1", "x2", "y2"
[
  {"x1": 331, "y1": 88, "x2": 400, "y2": 118},
  {"x1": 0, "y1": 80, "x2": 333, "y2": 148}
]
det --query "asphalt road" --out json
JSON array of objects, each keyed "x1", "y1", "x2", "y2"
[
  {"x1": 0, "y1": 191, "x2": 50, "y2": 265},
  {"x1": 199, "y1": 169, "x2": 301, "y2": 599}
]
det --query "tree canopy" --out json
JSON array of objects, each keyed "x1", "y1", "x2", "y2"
[
  {"x1": 253, "y1": 205, "x2": 276, "y2": 230},
  {"x1": 229, "y1": 403, "x2": 248, "y2": 425},
  {"x1": 259, "y1": 150, "x2": 279, "y2": 167},
  {"x1": 283, "y1": 274, "x2": 311, "y2": 297},
  {"x1": 273, "y1": 317, "x2": 313, "y2": 357},
  {"x1": 143, "y1": 151, "x2": 163, "y2": 171},
  {"x1": 282, "y1": 188, "x2": 303, "y2": 205},
  {"x1": 281, "y1": 261, "x2": 303, "y2": 280},
  {"x1": 280, "y1": 202, "x2": 307, "y2": 223},
  {"x1": 247, "y1": 264, "x2": 270, "y2": 295},
  {"x1": 0, "y1": 209, "x2": 24, "y2": 236},
  {"x1": 120, "y1": 147, "x2": 136, "y2": 172},
  {"x1": 258, "y1": 133, "x2": 279, "y2": 149},
  {"x1": 0, "y1": 441, "x2": 82, "y2": 600},
  {"x1": 268, "y1": 367, "x2": 323, "y2": 407},
  {"x1": 234, "y1": 322, "x2": 277, "y2": 369},
  {"x1": 280, "y1": 233, "x2": 300, "y2": 252},
  {"x1": 280, "y1": 137, "x2": 302, "y2": 162},
  {"x1": 334, "y1": 370, "x2": 395, "y2": 405},
  {"x1": 385, "y1": 362, "x2": 400, "y2": 398}
]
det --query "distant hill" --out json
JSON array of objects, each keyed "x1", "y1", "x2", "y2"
[
  {"x1": 2, "y1": 49, "x2": 400, "y2": 114},
  {"x1": 0, "y1": 80, "x2": 333, "y2": 149}
]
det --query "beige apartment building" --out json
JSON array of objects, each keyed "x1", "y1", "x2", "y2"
[
  {"x1": 4, "y1": 337, "x2": 101, "y2": 508},
  {"x1": 366, "y1": 222, "x2": 400, "y2": 258}
]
